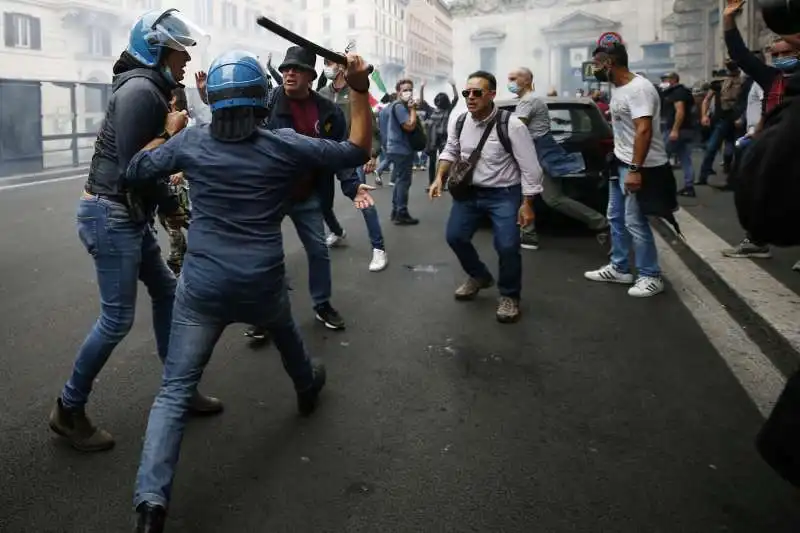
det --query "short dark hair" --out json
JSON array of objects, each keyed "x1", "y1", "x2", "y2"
[
  {"x1": 593, "y1": 42, "x2": 629, "y2": 68},
  {"x1": 395, "y1": 78, "x2": 413, "y2": 91},
  {"x1": 467, "y1": 70, "x2": 497, "y2": 91},
  {"x1": 171, "y1": 87, "x2": 188, "y2": 112}
]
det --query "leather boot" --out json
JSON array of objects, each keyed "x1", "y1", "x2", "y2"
[{"x1": 135, "y1": 502, "x2": 166, "y2": 533}]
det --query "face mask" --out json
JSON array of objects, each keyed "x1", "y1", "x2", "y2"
[
  {"x1": 161, "y1": 65, "x2": 177, "y2": 86},
  {"x1": 323, "y1": 65, "x2": 339, "y2": 79},
  {"x1": 593, "y1": 68, "x2": 609, "y2": 83},
  {"x1": 507, "y1": 82, "x2": 520, "y2": 94},
  {"x1": 773, "y1": 57, "x2": 800, "y2": 71},
  {"x1": 400, "y1": 91, "x2": 412, "y2": 102},
  {"x1": 659, "y1": 82, "x2": 670, "y2": 89}
]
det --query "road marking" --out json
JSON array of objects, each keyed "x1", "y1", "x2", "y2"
[
  {"x1": 669, "y1": 209, "x2": 800, "y2": 355},
  {"x1": 0, "y1": 173, "x2": 86, "y2": 192},
  {"x1": 656, "y1": 231, "x2": 785, "y2": 417}
]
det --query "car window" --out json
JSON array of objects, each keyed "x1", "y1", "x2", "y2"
[{"x1": 548, "y1": 107, "x2": 593, "y2": 135}]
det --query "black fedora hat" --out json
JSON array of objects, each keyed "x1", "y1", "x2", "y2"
[{"x1": 279, "y1": 46, "x2": 318, "y2": 79}]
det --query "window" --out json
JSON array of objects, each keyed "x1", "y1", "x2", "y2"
[
  {"x1": 348, "y1": 13, "x2": 355, "y2": 29},
  {"x1": 195, "y1": 0, "x2": 213, "y2": 25},
  {"x1": 3, "y1": 13, "x2": 41, "y2": 50},
  {"x1": 322, "y1": 15, "x2": 330, "y2": 32},
  {"x1": 547, "y1": 106, "x2": 595, "y2": 134},
  {"x1": 479, "y1": 47, "x2": 496, "y2": 73},
  {"x1": 222, "y1": 2, "x2": 237, "y2": 29},
  {"x1": 244, "y1": 9, "x2": 257, "y2": 33},
  {"x1": 88, "y1": 26, "x2": 111, "y2": 56}
]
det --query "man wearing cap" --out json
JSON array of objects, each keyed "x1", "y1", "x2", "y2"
[
  {"x1": 659, "y1": 71, "x2": 696, "y2": 196},
  {"x1": 244, "y1": 46, "x2": 369, "y2": 341}
]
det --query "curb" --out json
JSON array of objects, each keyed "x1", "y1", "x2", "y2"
[
  {"x1": 652, "y1": 215, "x2": 799, "y2": 378},
  {"x1": 0, "y1": 166, "x2": 89, "y2": 186}
]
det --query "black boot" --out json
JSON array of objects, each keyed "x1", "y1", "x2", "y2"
[
  {"x1": 135, "y1": 502, "x2": 166, "y2": 533},
  {"x1": 297, "y1": 360, "x2": 327, "y2": 416}
]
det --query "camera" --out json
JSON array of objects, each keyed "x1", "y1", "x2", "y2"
[{"x1": 760, "y1": 0, "x2": 800, "y2": 35}]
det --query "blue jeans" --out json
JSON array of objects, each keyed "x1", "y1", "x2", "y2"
[
  {"x1": 62, "y1": 195, "x2": 176, "y2": 410},
  {"x1": 376, "y1": 153, "x2": 392, "y2": 175},
  {"x1": 134, "y1": 278, "x2": 313, "y2": 509},
  {"x1": 388, "y1": 153, "x2": 415, "y2": 217},
  {"x1": 608, "y1": 167, "x2": 660, "y2": 278},
  {"x1": 699, "y1": 119, "x2": 735, "y2": 179},
  {"x1": 664, "y1": 129, "x2": 695, "y2": 187},
  {"x1": 356, "y1": 166, "x2": 385, "y2": 250},
  {"x1": 289, "y1": 196, "x2": 331, "y2": 308},
  {"x1": 445, "y1": 185, "x2": 522, "y2": 299}
]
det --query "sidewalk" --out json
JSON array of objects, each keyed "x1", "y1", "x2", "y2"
[{"x1": 0, "y1": 164, "x2": 89, "y2": 187}]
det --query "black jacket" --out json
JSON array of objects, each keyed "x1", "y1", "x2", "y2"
[{"x1": 85, "y1": 53, "x2": 180, "y2": 216}]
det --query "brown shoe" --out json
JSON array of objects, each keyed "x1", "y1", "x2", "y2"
[
  {"x1": 454, "y1": 277, "x2": 494, "y2": 301},
  {"x1": 496, "y1": 296, "x2": 521, "y2": 323},
  {"x1": 189, "y1": 391, "x2": 224, "y2": 415},
  {"x1": 48, "y1": 398, "x2": 115, "y2": 452}
]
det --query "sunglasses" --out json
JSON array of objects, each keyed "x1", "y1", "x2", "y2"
[{"x1": 461, "y1": 89, "x2": 485, "y2": 98}]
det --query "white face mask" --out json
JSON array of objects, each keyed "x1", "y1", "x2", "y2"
[
  {"x1": 323, "y1": 65, "x2": 339, "y2": 79},
  {"x1": 400, "y1": 90, "x2": 412, "y2": 102},
  {"x1": 659, "y1": 82, "x2": 670, "y2": 89}
]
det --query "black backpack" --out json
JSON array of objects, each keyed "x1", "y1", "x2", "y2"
[
  {"x1": 734, "y1": 95, "x2": 800, "y2": 247},
  {"x1": 455, "y1": 109, "x2": 513, "y2": 155}
]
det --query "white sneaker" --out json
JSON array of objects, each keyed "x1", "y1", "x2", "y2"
[
  {"x1": 627, "y1": 276, "x2": 665, "y2": 298},
  {"x1": 793, "y1": 260, "x2": 800, "y2": 272},
  {"x1": 325, "y1": 230, "x2": 346, "y2": 247},
  {"x1": 369, "y1": 249, "x2": 388, "y2": 272},
  {"x1": 584, "y1": 264, "x2": 634, "y2": 284}
]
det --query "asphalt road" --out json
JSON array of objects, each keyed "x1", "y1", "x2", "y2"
[{"x1": 0, "y1": 174, "x2": 798, "y2": 533}]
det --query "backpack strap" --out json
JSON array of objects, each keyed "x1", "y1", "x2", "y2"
[
  {"x1": 455, "y1": 112, "x2": 467, "y2": 140},
  {"x1": 495, "y1": 109, "x2": 513, "y2": 155}
]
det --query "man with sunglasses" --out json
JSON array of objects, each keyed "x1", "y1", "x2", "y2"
[
  {"x1": 429, "y1": 71, "x2": 543, "y2": 323},
  {"x1": 48, "y1": 9, "x2": 222, "y2": 453}
]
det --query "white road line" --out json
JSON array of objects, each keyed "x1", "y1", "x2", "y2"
[
  {"x1": 0, "y1": 173, "x2": 87, "y2": 192},
  {"x1": 656, "y1": 231, "x2": 785, "y2": 417},
  {"x1": 668, "y1": 209, "x2": 800, "y2": 355}
]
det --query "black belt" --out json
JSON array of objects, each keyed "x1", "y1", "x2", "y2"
[{"x1": 85, "y1": 186, "x2": 127, "y2": 205}]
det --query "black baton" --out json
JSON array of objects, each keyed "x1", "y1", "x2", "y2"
[{"x1": 256, "y1": 16, "x2": 374, "y2": 74}]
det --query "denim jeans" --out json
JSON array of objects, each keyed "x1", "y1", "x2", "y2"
[
  {"x1": 445, "y1": 185, "x2": 523, "y2": 299},
  {"x1": 388, "y1": 153, "x2": 415, "y2": 217},
  {"x1": 356, "y1": 166, "x2": 385, "y2": 250},
  {"x1": 699, "y1": 119, "x2": 736, "y2": 179},
  {"x1": 289, "y1": 195, "x2": 331, "y2": 307},
  {"x1": 608, "y1": 167, "x2": 660, "y2": 278},
  {"x1": 62, "y1": 195, "x2": 176, "y2": 410},
  {"x1": 664, "y1": 129, "x2": 695, "y2": 187},
  {"x1": 134, "y1": 277, "x2": 313, "y2": 509},
  {"x1": 376, "y1": 153, "x2": 392, "y2": 175}
]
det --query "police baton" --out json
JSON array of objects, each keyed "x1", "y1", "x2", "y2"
[{"x1": 256, "y1": 16, "x2": 374, "y2": 74}]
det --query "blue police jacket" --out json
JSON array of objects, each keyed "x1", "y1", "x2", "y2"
[
  {"x1": 264, "y1": 88, "x2": 360, "y2": 201},
  {"x1": 125, "y1": 125, "x2": 369, "y2": 304}
]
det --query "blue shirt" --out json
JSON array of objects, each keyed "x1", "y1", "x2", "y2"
[
  {"x1": 126, "y1": 125, "x2": 369, "y2": 303},
  {"x1": 382, "y1": 102, "x2": 413, "y2": 156}
]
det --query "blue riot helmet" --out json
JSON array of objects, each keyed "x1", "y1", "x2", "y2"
[
  {"x1": 126, "y1": 9, "x2": 206, "y2": 68},
  {"x1": 206, "y1": 50, "x2": 271, "y2": 142}
]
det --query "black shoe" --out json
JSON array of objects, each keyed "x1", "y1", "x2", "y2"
[
  {"x1": 711, "y1": 183, "x2": 733, "y2": 192},
  {"x1": 314, "y1": 302, "x2": 345, "y2": 330},
  {"x1": 678, "y1": 187, "x2": 696, "y2": 197},
  {"x1": 297, "y1": 360, "x2": 327, "y2": 416},
  {"x1": 244, "y1": 326, "x2": 269, "y2": 341},
  {"x1": 135, "y1": 502, "x2": 166, "y2": 533},
  {"x1": 394, "y1": 214, "x2": 419, "y2": 226}
]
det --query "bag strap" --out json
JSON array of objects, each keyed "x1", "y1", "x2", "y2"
[
  {"x1": 466, "y1": 115, "x2": 499, "y2": 166},
  {"x1": 495, "y1": 109, "x2": 513, "y2": 155}
]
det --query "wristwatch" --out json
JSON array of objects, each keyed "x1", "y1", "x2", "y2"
[
  {"x1": 158, "y1": 130, "x2": 171, "y2": 141},
  {"x1": 629, "y1": 163, "x2": 641, "y2": 173}
]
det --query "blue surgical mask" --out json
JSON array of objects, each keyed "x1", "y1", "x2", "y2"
[
  {"x1": 161, "y1": 65, "x2": 177, "y2": 86},
  {"x1": 773, "y1": 57, "x2": 800, "y2": 71},
  {"x1": 507, "y1": 82, "x2": 520, "y2": 94}
]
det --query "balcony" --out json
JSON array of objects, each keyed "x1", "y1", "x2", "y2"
[{"x1": 61, "y1": 2, "x2": 124, "y2": 32}]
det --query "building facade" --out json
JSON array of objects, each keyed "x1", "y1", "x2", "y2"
[
  {"x1": 406, "y1": 0, "x2": 453, "y2": 86},
  {"x1": 304, "y1": 0, "x2": 409, "y2": 88}
]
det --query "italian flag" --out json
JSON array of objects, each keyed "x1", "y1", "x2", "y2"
[{"x1": 369, "y1": 69, "x2": 388, "y2": 109}]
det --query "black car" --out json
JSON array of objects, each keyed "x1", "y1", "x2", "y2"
[{"x1": 495, "y1": 96, "x2": 613, "y2": 225}]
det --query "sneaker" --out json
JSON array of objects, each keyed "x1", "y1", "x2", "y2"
[
  {"x1": 315, "y1": 302, "x2": 346, "y2": 330},
  {"x1": 369, "y1": 248, "x2": 388, "y2": 272},
  {"x1": 520, "y1": 230, "x2": 540, "y2": 250},
  {"x1": 793, "y1": 260, "x2": 800, "y2": 272},
  {"x1": 135, "y1": 502, "x2": 166, "y2": 533},
  {"x1": 389, "y1": 181, "x2": 396, "y2": 187},
  {"x1": 374, "y1": 172, "x2": 383, "y2": 186},
  {"x1": 48, "y1": 398, "x2": 115, "y2": 452},
  {"x1": 297, "y1": 360, "x2": 326, "y2": 416},
  {"x1": 325, "y1": 230, "x2": 347, "y2": 248},
  {"x1": 244, "y1": 326, "x2": 269, "y2": 341},
  {"x1": 628, "y1": 276, "x2": 665, "y2": 298},
  {"x1": 496, "y1": 296, "x2": 521, "y2": 323},
  {"x1": 722, "y1": 238, "x2": 772, "y2": 259},
  {"x1": 454, "y1": 276, "x2": 495, "y2": 301},
  {"x1": 394, "y1": 214, "x2": 419, "y2": 226},
  {"x1": 584, "y1": 263, "x2": 635, "y2": 284},
  {"x1": 677, "y1": 187, "x2": 696, "y2": 197}
]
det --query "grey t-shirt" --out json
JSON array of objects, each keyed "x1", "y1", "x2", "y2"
[{"x1": 513, "y1": 92, "x2": 550, "y2": 139}]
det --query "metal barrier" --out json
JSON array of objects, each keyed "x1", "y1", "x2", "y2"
[{"x1": 0, "y1": 78, "x2": 110, "y2": 178}]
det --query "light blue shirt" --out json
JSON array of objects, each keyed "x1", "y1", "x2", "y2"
[{"x1": 383, "y1": 102, "x2": 413, "y2": 156}]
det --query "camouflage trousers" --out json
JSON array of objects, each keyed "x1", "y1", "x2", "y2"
[{"x1": 158, "y1": 215, "x2": 187, "y2": 275}]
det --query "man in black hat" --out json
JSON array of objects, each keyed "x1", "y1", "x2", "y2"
[{"x1": 244, "y1": 46, "x2": 372, "y2": 341}]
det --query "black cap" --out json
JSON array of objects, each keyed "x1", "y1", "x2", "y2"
[{"x1": 278, "y1": 46, "x2": 318, "y2": 79}]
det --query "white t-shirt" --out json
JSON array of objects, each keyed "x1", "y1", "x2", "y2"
[{"x1": 610, "y1": 75, "x2": 668, "y2": 167}]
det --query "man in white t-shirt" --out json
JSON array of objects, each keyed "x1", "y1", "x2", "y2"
[{"x1": 584, "y1": 43, "x2": 667, "y2": 297}]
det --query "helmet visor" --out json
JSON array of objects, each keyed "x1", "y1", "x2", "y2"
[{"x1": 153, "y1": 10, "x2": 210, "y2": 52}]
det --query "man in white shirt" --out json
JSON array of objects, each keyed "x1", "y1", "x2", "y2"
[
  {"x1": 429, "y1": 70, "x2": 544, "y2": 323},
  {"x1": 584, "y1": 43, "x2": 667, "y2": 297}
]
